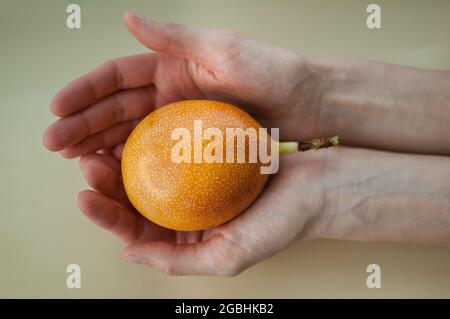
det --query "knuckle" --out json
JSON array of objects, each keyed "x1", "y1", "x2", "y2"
[
  {"x1": 166, "y1": 22, "x2": 187, "y2": 33},
  {"x1": 113, "y1": 94, "x2": 126, "y2": 122},
  {"x1": 164, "y1": 23, "x2": 188, "y2": 53},
  {"x1": 211, "y1": 232, "x2": 248, "y2": 277},
  {"x1": 100, "y1": 59, "x2": 123, "y2": 89},
  {"x1": 213, "y1": 31, "x2": 254, "y2": 69},
  {"x1": 101, "y1": 59, "x2": 116, "y2": 71}
]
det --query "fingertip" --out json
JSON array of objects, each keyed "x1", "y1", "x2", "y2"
[
  {"x1": 76, "y1": 189, "x2": 109, "y2": 226},
  {"x1": 123, "y1": 253, "x2": 146, "y2": 265},
  {"x1": 123, "y1": 12, "x2": 164, "y2": 52},
  {"x1": 123, "y1": 11, "x2": 134, "y2": 26},
  {"x1": 50, "y1": 93, "x2": 67, "y2": 117},
  {"x1": 123, "y1": 242, "x2": 199, "y2": 275},
  {"x1": 123, "y1": 242, "x2": 152, "y2": 259},
  {"x1": 122, "y1": 243, "x2": 139, "y2": 257},
  {"x1": 123, "y1": 242, "x2": 172, "y2": 261},
  {"x1": 59, "y1": 148, "x2": 78, "y2": 159},
  {"x1": 79, "y1": 155, "x2": 96, "y2": 176},
  {"x1": 78, "y1": 156, "x2": 87, "y2": 169},
  {"x1": 42, "y1": 128, "x2": 55, "y2": 152},
  {"x1": 79, "y1": 155, "x2": 112, "y2": 190},
  {"x1": 113, "y1": 143, "x2": 124, "y2": 160},
  {"x1": 123, "y1": 11, "x2": 137, "y2": 22},
  {"x1": 42, "y1": 124, "x2": 64, "y2": 152},
  {"x1": 122, "y1": 246, "x2": 145, "y2": 264},
  {"x1": 76, "y1": 189, "x2": 96, "y2": 212},
  {"x1": 78, "y1": 154, "x2": 95, "y2": 169},
  {"x1": 123, "y1": 11, "x2": 147, "y2": 29}
]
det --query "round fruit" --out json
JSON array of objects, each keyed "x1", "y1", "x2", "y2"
[{"x1": 121, "y1": 100, "x2": 270, "y2": 231}]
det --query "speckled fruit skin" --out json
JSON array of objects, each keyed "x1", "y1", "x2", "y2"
[{"x1": 121, "y1": 100, "x2": 269, "y2": 231}]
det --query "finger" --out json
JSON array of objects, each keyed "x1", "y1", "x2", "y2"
[
  {"x1": 98, "y1": 148, "x2": 113, "y2": 156},
  {"x1": 44, "y1": 86, "x2": 155, "y2": 152},
  {"x1": 113, "y1": 143, "x2": 124, "y2": 160},
  {"x1": 60, "y1": 119, "x2": 140, "y2": 158},
  {"x1": 123, "y1": 235, "x2": 245, "y2": 276},
  {"x1": 79, "y1": 154, "x2": 130, "y2": 207},
  {"x1": 80, "y1": 153, "x2": 121, "y2": 174},
  {"x1": 50, "y1": 53, "x2": 158, "y2": 117},
  {"x1": 77, "y1": 190, "x2": 144, "y2": 244},
  {"x1": 123, "y1": 12, "x2": 228, "y2": 67},
  {"x1": 77, "y1": 190, "x2": 174, "y2": 244}
]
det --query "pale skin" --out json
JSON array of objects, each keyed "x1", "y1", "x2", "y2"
[{"x1": 43, "y1": 12, "x2": 450, "y2": 276}]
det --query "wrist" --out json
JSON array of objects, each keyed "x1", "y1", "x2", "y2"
[
  {"x1": 279, "y1": 53, "x2": 325, "y2": 141},
  {"x1": 305, "y1": 56, "x2": 349, "y2": 138},
  {"x1": 303, "y1": 147, "x2": 450, "y2": 245},
  {"x1": 286, "y1": 147, "x2": 340, "y2": 242},
  {"x1": 286, "y1": 55, "x2": 356, "y2": 141},
  {"x1": 295, "y1": 146, "x2": 372, "y2": 242}
]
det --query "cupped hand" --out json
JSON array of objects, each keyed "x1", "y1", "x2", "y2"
[
  {"x1": 43, "y1": 12, "x2": 319, "y2": 158},
  {"x1": 74, "y1": 144, "x2": 449, "y2": 275},
  {"x1": 42, "y1": 12, "x2": 327, "y2": 276},
  {"x1": 76, "y1": 146, "x2": 331, "y2": 276}
]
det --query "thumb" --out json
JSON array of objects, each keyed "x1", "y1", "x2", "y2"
[
  {"x1": 123, "y1": 237, "x2": 243, "y2": 276},
  {"x1": 123, "y1": 11, "x2": 221, "y2": 66}
]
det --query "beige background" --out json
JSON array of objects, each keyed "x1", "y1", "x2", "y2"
[{"x1": 1, "y1": 0, "x2": 450, "y2": 298}]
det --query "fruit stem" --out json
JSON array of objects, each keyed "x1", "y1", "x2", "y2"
[{"x1": 278, "y1": 136, "x2": 340, "y2": 156}]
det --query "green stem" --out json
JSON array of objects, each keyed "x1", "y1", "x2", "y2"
[{"x1": 278, "y1": 136, "x2": 340, "y2": 156}]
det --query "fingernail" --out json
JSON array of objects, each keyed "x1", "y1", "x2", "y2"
[{"x1": 124, "y1": 254, "x2": 145, "y2": 264}]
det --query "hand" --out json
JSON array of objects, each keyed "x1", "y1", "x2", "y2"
[
  {"x1": 43, "y1": 12, "x2": 320, "y2": 158},
  {"x1": 41, "y1": 12, "x2": 324, "y2": 275},
  {"x1": 76, "y1": 144, "x2": 450, "y2": 276},
  {"x1": 75, "y1": 147, "x2": 330, "y2": 276},
  {"x1": 42, "y1": 12, "x2": 450, "y2": 276}
]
